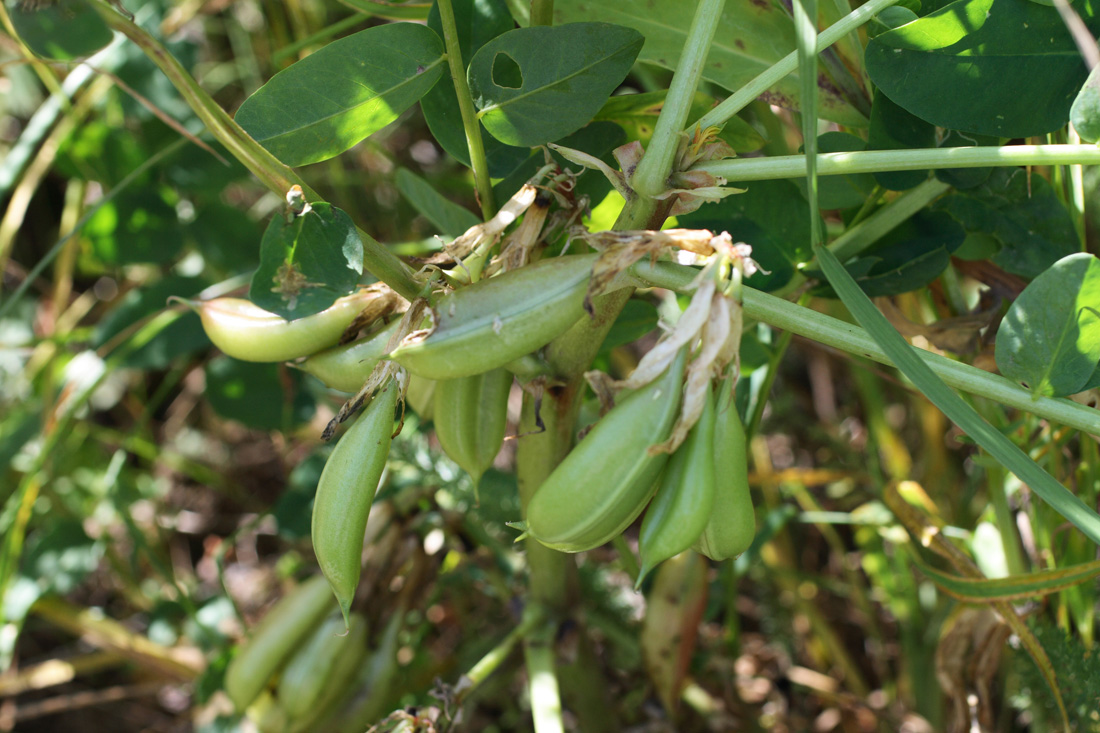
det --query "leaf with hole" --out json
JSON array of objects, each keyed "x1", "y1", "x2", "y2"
[
  {"x1": 249, "y1": 203, "x2": 363, "y2": 320},
  {"x1": 235, "y1": 22, "x2": 445, "y2": 166},
  {"x1": 467, "y1": 23, "x2": 643, "y2": 147},
  {"x1": 865, "y1": 0, "x2": 1100, "y2": 137},
  {"x1": 995, "y1": 253, "x2": 1100, "y2": 398}
]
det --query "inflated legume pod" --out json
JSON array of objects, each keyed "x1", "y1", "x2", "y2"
[
  {"x1": 298, "y1": 320, "x2": 401, "y2": 392},
  {"x1": 525, "y1": 348, "x2": 687, "y2": 552},
  {"x1": 433, "y1": 368, "x2": 511, "y2": 489},
  {"x1": 405, "y1": 374, "x2": 436, "y2": 420},
  {"x1": 693, "y1": 379, "x2": 755, "y2": 561},
  {"x1": 388, "y1": 254, "x2": 596, "y2": 380},
  {"x1": 223, "y1": 573, "x2": 334, "y2": 712},
  {"x1": 312, "y1": 379, "x2": 398, "y2": 627},
  {"x1": 277, "y1": 613, "x2": 368, "y2": 726},
  {"x1": 637, "y1": 384, "x2": 716, "y2": 584},
  {"x1": 193, "y1": 291, "x2": 373, "y2": 362}
]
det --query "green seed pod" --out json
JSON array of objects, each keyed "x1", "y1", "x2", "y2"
[
  {"x1": 388, "y1": 254, "x2": 596, "y2": 380},
  {"x1": 637, "y1": 384, "x2": 717, "y2": 585},
  {"x1": 692, "y1": 379, "x2": 755, "y2": 561},
  {"x1": 525, "y1": 348, "x2": 687, "y2": 553},
  {"x1": 223, "y1": 574, "x2": 334, "y2": 712},
  {"x1": 312, "y1": 379, "x2": 398, "y2": 628},
  {"x1": 278, "y1": 613, "x2": 369, "y2": 728},
  {"x1": 247, "y1": 690, "x2": 288, "y2": 733},
  {"x1": 405, "y1": 374, "x2": 436, "y2": 420},
  {"x1": 298, "y1": 320, "x2": 401, "y2": 392},
  {"x1": 193, "y1": 291, "x2": 373, "y2": 363},
  {"x1": 433, "y1": 368, "x2": 512, "y2": 489}
]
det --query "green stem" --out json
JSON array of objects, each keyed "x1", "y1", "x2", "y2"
[
  {"x1": 699, "y1": 144, "x2": 1100, "y2": 182},
  {"x1": 630, "y1": 0, "x2": 726, "y2": 199},
  {"x1": 524, "y1": 617, "x2": 565, "y2": 733},
  {"x1": 745, "y1": 316, "x2": 796, "y2": 440},
  {"x1": 616, "y1": 0, "x2": 727, "y2": 229},
  {"x1": 436, "y1": 0, "x2": 496, "y2": 219},
  {"x1": 529, "y1": 0, "x2": 554, "y2": 26},
  {"x1": 626, "y1": 260, "x2": 1100, "y2": 438},
  {"x1": 826, "y1": 178, "x2": 950, "y2": 261},
  {"x1": 690, "y1": 0, "x2": 897, "y2": 132},
  {"x1": 455, "y1": 604, "x2": 546, "y2": 706},
  {"x1": 88, "y1": 0, "x2": 421, "y2": 302}
]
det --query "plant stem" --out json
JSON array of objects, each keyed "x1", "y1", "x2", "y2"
[
  {"x1": 630, "y1": 0, "x2": 726, "y2": 199},
  {"x1": 827, "y1": 178, "x2": 951, "y2": 261},
  {"x1": 524, "y1": 617, "x2": 565, "y2": 733},
  {"x1": 699, "y1": 144, "x2": 1100, "y2": 182},
  {"x1": 436, "y1": 0, "x2": 496, "y2": 219},
  {"x1": 690, "y1": 0, "x2": 898, "y2": 132},
  {"x1": 529, "y1": 0, "x2": 554, "y2": 25},
  {"x1": 454, "y1": 604, "x2": 546, "y2": 706},
  {"x1": 626, "y1": 260, "x2": 1100, "y2": 438},
  {"x1": 87, "y1": 0, "x2": 421, "y2": 302}
]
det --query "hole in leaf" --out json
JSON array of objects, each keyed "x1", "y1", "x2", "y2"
[{"x1": 491, "y1": 52, "x2": 523, "y2": 89}]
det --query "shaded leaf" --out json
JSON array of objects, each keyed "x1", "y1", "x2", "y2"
[
  {"x1": 468, "y1": 23, "x2": 643, "y2": 146},
  {"x1": 933, "y1": 167, "x2": 1079, "y2": 279},
  {"x1": 235, "y1": 23, "x2": 446, "y2": 166},
  {"x1": 866, "y1": 0, "x2": 1100, "y2": 137},
  {"x1": 395, "y1": 168, "x2": 480, "y2": 238},
  {"x1": 8, "y1": 0, "x2": 112, "y2": 60},
  {"x1": 93, "y1": 275, "x2": 210, "y2": 370},
  {"x1": 421, "y1": 0, "x2": 530, "y2": 177},
  {"x1": 81, "y1": 188, "x2": 187, "y2": 266},
  {"x1": 995, "y1": 253, "x2": 1100, "y2": 398},
  {"x1": 555, "y1": 0, "x2": 868, "y2": 126},
  {"x1": 204, "y1": 358, "x2": 316, "y2": 431},
  {"x1": 249, "y1": 203, "x2": 363, "y2": 320},
  {"x1": 868, "y1": 91, "x2": 935, "y2": 191}
]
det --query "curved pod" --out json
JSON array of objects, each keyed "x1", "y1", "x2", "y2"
[
  {"x1": 312, "y1": 380, "x2": 398, "y2": 627},
  {"x1": 389, "y1": 254, "x2": 596, "y2": 380},
  {"x1": 526, "y1": 348, "x2": 687, "y2": 552},
  {"x1": 299, "y1": 320, "x2": 401, "y2": 392},
  {"x1": 637, "y1": 385, "x2": 717, "y2": 583},
  {"x1": 195, "y1": 291, "x2": 373, "y2": 362},
  {"x1": 433, "y1": 368, "x2": 512, "y2": 487},
  {"x1": 223, "y1": 573, "x2": 334, "y2": 712},
  {"x1": 693, "y1": 380, "x2": 755, "y2": 561}
]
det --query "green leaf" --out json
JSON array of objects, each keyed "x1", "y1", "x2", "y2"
[
  {"x1": 421, "y1": 0, "x2": 530, "y2": 177},
  {"x1": 816, "y1": 242, "x2": 1100, "y2": 546},
  {"x1": 1070, "y1": 65, "x2": 1100, "y2": 142},
  {"x1": 912, "y1": 552, "x2": 1100, "y2": 602},
  {"x1": 597, "y1": 298, "x2": 660, "y2": 360},
  {"x1": 204, "y1": 357, "x2": 316, "y2": 431},
  {"x1": 554, "y1": 0, "x2": 868, "y2": 127},
  {"x1": 933, "y1": 168, "x2": 1079, "y2": 279},
  {"x1": 867, "y1": 91, "x2": 935, "y2": 191},
  {"x1": 81, "y1": 188, "x2": 186, "y2": 266},
  {"x1": 395, "y1": 168, "x2": 480, "y2": 238},
  {"x1": 593, "y1": 90, "x2": 765, "y2": 153},
  {"x1": 468, "y1": 23, "x2": 643, "y2": 146},
  {"x1": 865, "y1": 0, "x2": 1100, "y2": 138},
  {"x1": 8, "y1": 0, "x2": 112, "y2": 60},
  {"x1": 249, "y1": 203, "x2": 363, "y2": 320},
  {"x1": 680, "y1": 179, "x2": 816, "y2": 292},
  {"x1": 235, "y1": 23, "x2": 446, "y2": 166},
  {"x1": 995, "y1": 254, "x2": 1100, "y2": 398}
]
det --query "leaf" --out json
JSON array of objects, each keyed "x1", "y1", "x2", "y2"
[
  {"x1": 203, "y1": 358, "x2": 316, "y2": 431},
  {"x1": 468, "y1": 23, "x2": 643, "y2": 147},
  {"x1": 554, "y1": 0, "x2": 868, "y2": 127},
  {"x1": 249, "y1": 203, "x2": 363, "y2": 320},
  {"x1": 641, "y1": 551, "x2": 708, "y2": 714},
  {"x1": 421, "y1": 0, "x2": 530, "y2": 178},
  {"x1": 593, "y1": 90, "x2": 765, "y2": 153},
  {"x1": 8, "y1": 0, "x2": 113, "y2": 60},
  {"x1": 913, "y1": 553, "x2": 1100, "y2": 602},
  {"x1": 338, "y1": 0, "x2": 431, "y2": 19},
  {"x1": 394, "y1": 168, "x2": 480, "y2": 238},
  {"x1": 865, "y1": 0, "x2": 1100, "y2": 138},
  {"x1": 235, "y1": 23, "x2": 446, "y2": 166},
  {"x1": 1070, "y1": 65, "x2": 1100, "y2": 142},
  {"x1": 933, "y1": 168, "x2": 1079, "y2": 279},
  {"x1": 933, "y1": 130, "x2": 999, "y2": 190},
  {"x1": 679, "y1": 179, "x2": 816, "y2": 292},
  {"x1": 867, "y1": 91, "x2": 935, "y2": 191},
  {"x1": 81, "y1": 188, "x2": 187, "y2": 266},
  {"x1": 995, "y1": 253, "x2": 1100, "y2": 398},
  {"x1": 598, "y1": 298, "x2": 660, "y2": 358},
  {"x1": 816, "y1": 243, "x2": 1100, "y2": 547}
]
